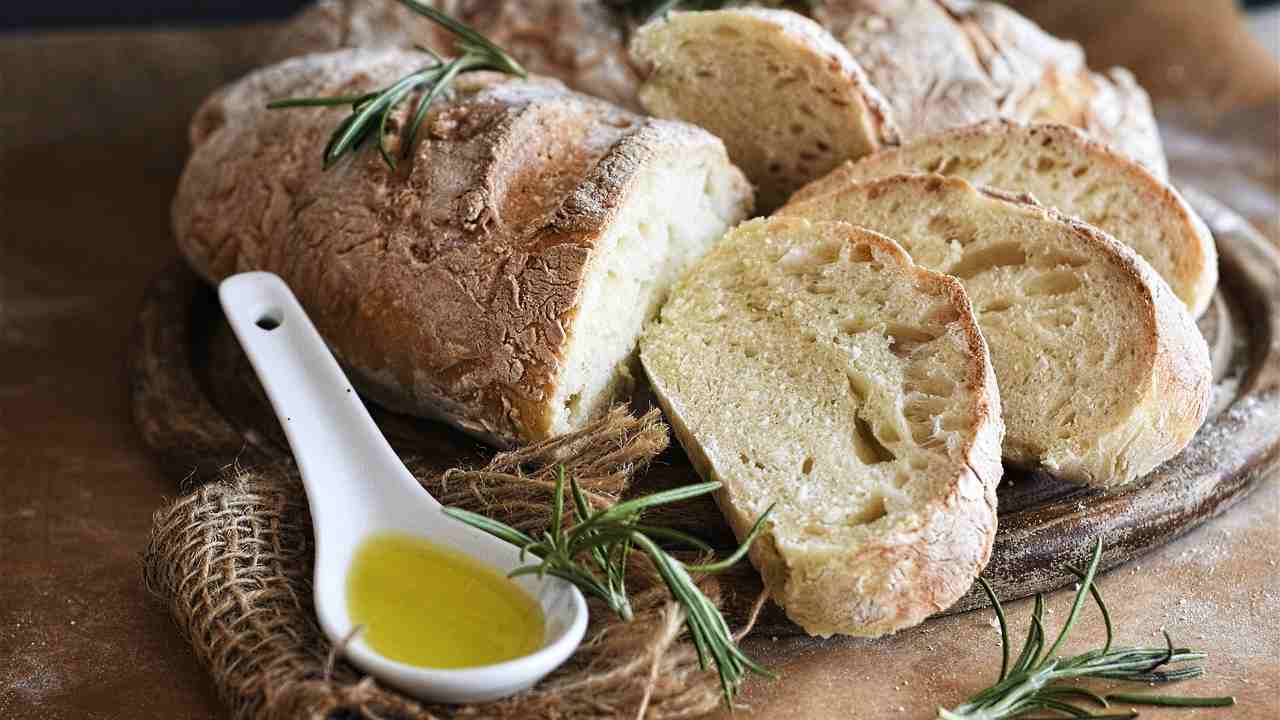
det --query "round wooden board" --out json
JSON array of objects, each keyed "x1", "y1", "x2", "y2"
[{"x1": 130, "y1": 192, "x2": 1280, "y2": 635}]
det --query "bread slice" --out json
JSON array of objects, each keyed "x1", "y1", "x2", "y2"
[
  {"x1": 779, "y1": 175, "x2": 1212, "y2": 486},
  {"x1": 173, "y1": 49, "x2": 753, "y2": 447},
  {"x1": 812, "y1": 0, "x2": 1168, "y2": 176},
  {"x1": 630, "y1": 8, "x2": 899, "y2": 211},
  {"x1": 791, "y1": 121, "x2": 1216, "y2": 317},
  {"x1": 640, "y1": 217, "x2": 1003, "y2": 637}
]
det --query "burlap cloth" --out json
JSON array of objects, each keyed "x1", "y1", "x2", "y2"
[{"x1": 142, "y1": 407, "x2": 760, "y2": 720}]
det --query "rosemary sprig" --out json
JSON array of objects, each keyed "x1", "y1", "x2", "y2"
[
  {"x1": 266, "y1": 0, "x2": 525, "y2": 169},
  {"x1": 444, "y1": 466, "x2": 775, "y2": 706},
  {"x1": 938, "y1": 539, "x2": 1235, "y2": 719}
]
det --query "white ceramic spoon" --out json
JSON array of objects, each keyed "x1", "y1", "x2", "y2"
[{"x1": 219, "y1": 271, "x2": 587, "y2": 704}]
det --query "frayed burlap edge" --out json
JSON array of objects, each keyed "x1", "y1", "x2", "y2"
[{"x1": 143, "y1": 407, "x2": 752, "y2": 720}]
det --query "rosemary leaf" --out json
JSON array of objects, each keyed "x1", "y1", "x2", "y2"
[
  {"x1": 937, "y1": 539, "x2": 1234, "y2": 719},
  {"x1": 1106, "y1": 692, "x2": 1236, "y2": 708},
  {"x1": 267, "y1": 0, "x2": 525, "y2": 170}
]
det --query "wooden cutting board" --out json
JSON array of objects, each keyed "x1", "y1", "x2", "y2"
[{"x1": 128, "y1": 191, "x2": 1280, "y2": 634}]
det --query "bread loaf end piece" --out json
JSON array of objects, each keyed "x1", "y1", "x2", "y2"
[
  {"x1": 173, "y1": 49, "x2": 752, "y2": 446},
  {"x1": 630, "y1": 8, "x2": 898, "y2": 212},
  {"x1": 781, "y1": 175, "x2": 1212, "y2": 486},
  {"x1": 793, "y1": 120, "x2": 1216, "y2": 316},
  {"x1": 641, "y1": 217, "x2": 1003, "y2": 637}
]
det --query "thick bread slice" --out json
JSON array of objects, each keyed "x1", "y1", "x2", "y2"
[
  {"x1": 791, "y1": 121, "x2": 1217, "y2": 316},
  {"x1": 173, "y1": 48, "x2": 752, "y2": 447},
  {"x1": 630, "y1": 8, "x2": 899, "y2": 211},
  {"x1": 779, "y1": 175, "x2": 1212, "y2": 486},
  {"x1": 640, "y1": 217, "x2": 1003, "y2": 637}
]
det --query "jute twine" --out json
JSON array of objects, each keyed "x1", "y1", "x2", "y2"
[{"x1": 143, "y1": 407, "x2": 754, "y2": 720}]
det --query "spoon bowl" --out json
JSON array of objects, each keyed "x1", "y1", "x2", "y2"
[{"x1": 219, "y1": 271, "x2": 587, "y2": 704}]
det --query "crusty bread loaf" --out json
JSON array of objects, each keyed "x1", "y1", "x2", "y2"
[
  {"x1": 792, "y1": 121, "x2": 1216, "y2": 316},
  {"x1": 640, "y1": 217, "x2": 1003, "y2": 637},
  {"x1": 779, "y1": 175, "x2": 1212, "y2": 486},
  {"x1": 811, "y1": 0, "x2": 1168, "y2": 176},
  {"x1": 264, "y1": 0, "x2": 643, "y2": 111},
  {"x1": 630, "y1": 8, "x2": 898, "y2": 211},
  {"x1": 173, "y1": 48, "x2": 752, "y2": 446}
]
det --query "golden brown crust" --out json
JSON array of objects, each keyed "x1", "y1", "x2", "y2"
[
  {"x1": 264, "y1": 0, "x2": 643, "y2": 111},
  {"x1": 642, "y1": 217, "x2": 1004, "y2": 636},
  {"x1": 810, "y1": 0, "x2": 1166, "y2": 172},
  {"x1": 790, "y1": 120, "x2": 1215, "y2": 316},
  {"x1": 173, "y1": 48, "x2": 748, "y2": 446},
  {"x1": 779, "y1": 173, "x2": 1212, "y2": 486},
  {"x1": 630, "y1": 8, "x2": 900, "y2": 212}
]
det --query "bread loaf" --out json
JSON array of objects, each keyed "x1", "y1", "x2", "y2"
[
  {"x1": 779, "y1": 175, "x2": 1212, "y2": 486},
  {"x1": 813, "y1": 0, "x2": 1168, "y2": 177},
  {"x1": 640, "y1": 217, "x2": 1003, "y2": 637},
  {"x1": 173, "y1": 49, "x2": 752, "y2": 446},
  {"x1": 629, "y1": 8, "x2": 898, "y2": 211},
  {"x1": 270, "y1": 1, "x2": 1167, "y2": 177},
  {"x1": 792, "y1": 121, "x2": 1216, "y2": 316},
  {"x1": 264, "y1": 0, "x2": 643, "y2": 111}
]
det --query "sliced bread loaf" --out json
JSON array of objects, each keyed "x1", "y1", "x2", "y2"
[
  {"x1": 640, "y1": 217, "x2": 1003, "y2": 637},
  {"x1": 791, "y1": 121, "x2": 1216, "y2": 317},
  {"x1": 173, "y1": 49, "x2": 753, "y2": 447},
  {"x1": 630, "y1": 8, "x2": 899, "y2": 211},
  {"x1": 812, "y1": 0, "x2": 1168, "y2": 176},
  {"x1": 779, "y1": 175, "x2": 1212, "y2": 486}
]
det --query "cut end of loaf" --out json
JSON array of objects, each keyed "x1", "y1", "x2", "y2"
[
  {"x1": 546, "y1": 135, "x2": 753, "y2": 436},
  {"x1": 641, "y1": 217, "x2": 1002, "y2": 636},
  {"x1": 631, "y1": 8, "x2": 897, "y2": 212}
]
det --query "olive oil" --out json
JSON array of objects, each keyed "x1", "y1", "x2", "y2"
[{"x1": 346, "y1": 532, "x2": 545, "y2": 669}]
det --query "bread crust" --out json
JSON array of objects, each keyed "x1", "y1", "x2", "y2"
[
  {"x1": 642, "y1": 218, "x2": 1004, "y2": 636},
  {"x1": 264, "y1": 0, "x2": 643, "y2": 111},
  {"x1": 780, "y1": 174, "x2": 1212, "y2": 486},
  {"x1": 173, "y1": 48, "x2": 750, "y2": 446},
  {"x1": 790, "y1": 120, "x2": 1216, "y2": 316},
  {"x1": 811, "y1": 0, "x2": 1167, "y2": 174},
  {"x1": 630, "y1": 8, "x2": 899, "y2": 211}
]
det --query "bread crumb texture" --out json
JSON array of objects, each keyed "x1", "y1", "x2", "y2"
[
  {"x1": 793, "y1": 120, "x2": 1216, "y2": 317},
  {"x1": 780, "y1": 174, "x2": 1212, "y2": 486},
  {"x1": 642, "y1": 217, "x2": 1003, "y2": 637}
]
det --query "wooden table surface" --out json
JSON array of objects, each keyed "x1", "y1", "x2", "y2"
[{"x1": 1, "y1": 5, "x2": 1277, "y2": 719}]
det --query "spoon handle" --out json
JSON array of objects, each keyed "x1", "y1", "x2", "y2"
[{"x1": 218, "y1": 272, "x2": 438, "y2": 535}]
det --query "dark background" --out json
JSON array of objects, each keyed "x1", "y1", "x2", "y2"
[{"x1": 2, "y1": 0, "x2": 1276, "y2": 31}]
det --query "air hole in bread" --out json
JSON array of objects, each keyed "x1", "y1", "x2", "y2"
[
  {"x1": 1024, "y1": 271, "x2": 1083, "y2": 297},
  {"x1": 927, "y1": 215, "x2": 978, "y2": 245},
  {"x1": 853, "y1": 416, "x2": 895, "y2": 465},
  {"x1": 886, "y1": 323, "x2": 938, "y2": 357},
  {"x1": 980, "y1": 298, "x2": 1014, "y2": 314},
  {"x1": 852, "y1": 495, "x2": 888, "y2": 525},
  {"x1": 1033, "y1": 251, "x2": 1090, "y2": 269},
  {"x1": 949, "y1": 242, "x2": 1028, "y2": 279},
  {"x1": 906, "y1": 374, "x2": 955, "y2": 398},
  {"x1": 840, "y1": 317, "x2": 874, "y2": 334}
]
